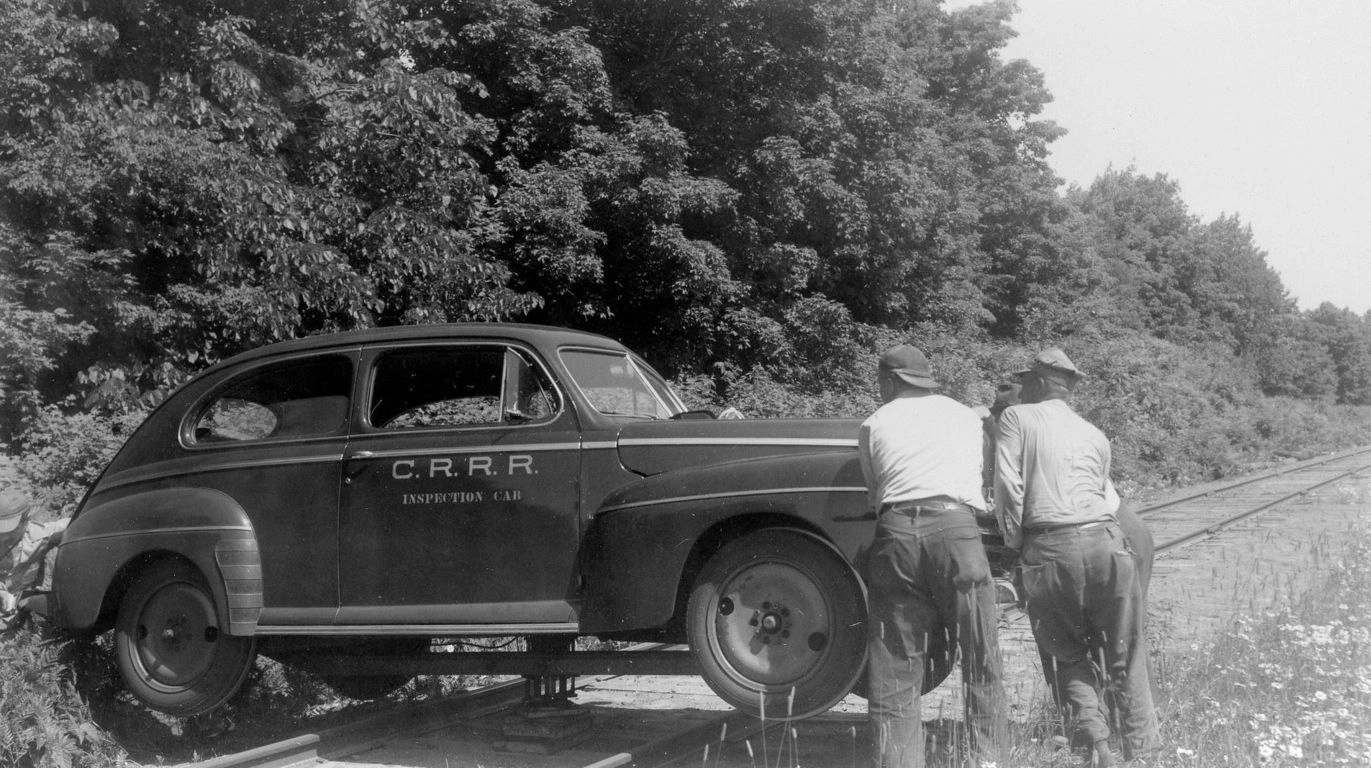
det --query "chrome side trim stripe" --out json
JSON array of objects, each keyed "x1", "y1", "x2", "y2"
[
  {"x1": 254, "y1": 622, "x2": 581, "y2": 636},
  {"x1": 64, "y1": 524, "x2": 254, "y2": 546},
  {"x1": 619, "y1": 437, "x2": 858, "y2": 448},
  {"x1": 599, "y1": 486, "x2": 866, "y2": 514},
  {"x1": 101, "y1": 453, "x2": 343, "y2": 492},
  {"x1": 344, "y1": 442, "x2": 583, "y2": 459}
]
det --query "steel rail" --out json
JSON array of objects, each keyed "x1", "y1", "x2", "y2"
[
  {"x1": 1151, "y1": 457, "x2": 1371, "y2": 554},
  {"x1": 1135, "y1": 444, "x2": 1371, "y2": 517},
  {"x1": 179, "y1": 675, "x2": 527, "y2": 768},
  {"x1": 176, "y1": 643, "x2": 678, "y2": 768}
]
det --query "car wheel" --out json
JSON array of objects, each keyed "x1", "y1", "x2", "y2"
[
  {"x1": 688, "y1": 529, "x2": 866, "y2": 719},
  {"x1": 115, "y1": 559, "x2": 256, "y2": 717}
]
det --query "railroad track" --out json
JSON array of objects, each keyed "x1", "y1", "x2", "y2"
[
  {"x1": 176, "y1": 447, "x2": 1371, "y2": 768},
  {"x1": 1137, "y1": 445, "x2": 1371, "y2": 554}
]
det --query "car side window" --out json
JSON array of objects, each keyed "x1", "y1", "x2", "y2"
[
  {"x1": 502, "y1": 348, "x2": 559, "y2": 422},
  {"x1": 192, "y1": 356, "x2": 352, "y2": 444},
  {"x1": 369, "y1": 345, "x2": 557, "y2": 429}
]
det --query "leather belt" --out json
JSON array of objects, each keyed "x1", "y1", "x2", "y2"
[
  {"x1": 1024, "y1": 519, "x2": 1111, "y2": 534},
  {"x1": 880, "y1": 498, "x2": 972, "y2": 516}
]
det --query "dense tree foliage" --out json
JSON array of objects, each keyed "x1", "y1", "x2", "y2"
[{"x1": 2, "y1": 0, "x2": 1369, "y2": 454}]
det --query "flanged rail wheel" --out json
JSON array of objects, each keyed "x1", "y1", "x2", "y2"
[
  {"x1": 688, "y1": 529, "x2": 866, "y2": 719},
  {"x1": 115, "y1": 560, "x2": 256, "y2": 717}
]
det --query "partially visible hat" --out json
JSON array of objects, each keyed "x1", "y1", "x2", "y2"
[
  {"x1": 0, "y1": 490, "x2": 30, "y2": 534},
  {"x1": 1013, "y1": 347, "x2": 1084, "y2": 382},
  {"x1": 992, "y1": 382, "x2": 1022, "y2": 410},
  {"x1": 878, "y1": 345, "x2": 939, "y2": 389}
]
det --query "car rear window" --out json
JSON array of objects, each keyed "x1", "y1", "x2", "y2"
[{"x1": 191, "y1": 355, "x2": 352, "y2": 444}]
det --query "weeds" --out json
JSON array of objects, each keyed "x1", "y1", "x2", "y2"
[
  {"x1": 0, "y1": 628, "x2": 126, "y2": 767},
  {"x1": 1153, "y1": 530, "x2": 1371, "y2": 768}
]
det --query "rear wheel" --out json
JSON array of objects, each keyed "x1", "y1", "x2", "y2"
[
  {"x1": 688, "y1": 530, "x2": 866, "y2": 719},
  {"x1": 115, "y1": 560, "x2": 256, "y2": 716}
]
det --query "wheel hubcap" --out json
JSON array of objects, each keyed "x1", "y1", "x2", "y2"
[
  {"x1": 713, "y1": 562, "x2": 830, "y2": 687},
  {"x1": 135, "y1": 582, "x2": 220, "y2": 689}
]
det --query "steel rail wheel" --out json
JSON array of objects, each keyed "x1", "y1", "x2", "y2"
[
  {"x1": 688, "y1": 529, "x2": 866, "y2": 719},
  {"x1": 115, "y1": 560, "x2": 256, "y2": 716}
]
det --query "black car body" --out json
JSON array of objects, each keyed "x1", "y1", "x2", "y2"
[{"x1": 47, "y1": 323, "x2": 1007, "y2": 718}]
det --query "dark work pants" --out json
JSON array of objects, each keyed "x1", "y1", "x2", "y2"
[
  {"x1": 1021, "y1": 518, "x2": 1158, "y2": 758},
  {"x1": 866, "y1": 506, "x2": 1009, "y2": 768}
]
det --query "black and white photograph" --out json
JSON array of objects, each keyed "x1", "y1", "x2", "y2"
[{"x1": 2, "y1": 1, "x2": 1367, "y2": 766}]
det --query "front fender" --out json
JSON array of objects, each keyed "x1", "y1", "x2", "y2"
[
  {"x1": 578, "y1": 451, "x2": 872, "y2": 634},
  {"x1": 50, "y1": 488, "x2": 262, "y2": 636}
]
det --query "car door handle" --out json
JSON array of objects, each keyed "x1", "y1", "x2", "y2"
[{"x1": 348, "y1": 450, "x2": 375, "y2": 459}]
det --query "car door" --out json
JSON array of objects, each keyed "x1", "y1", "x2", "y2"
[
  {"x1": 337, "y1": 341, "x2": 583, "y2": 628},
  {"x1": 182, "y1": 351, "x2": 357, "y2": 628}
]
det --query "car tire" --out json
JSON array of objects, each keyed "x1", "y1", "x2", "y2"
[
  {"x1": 688, "y1": 529, "x2": 866, "y2": 719},
  {"x1": 115, "y1": 559, "x2": 257, "y2": 717}
]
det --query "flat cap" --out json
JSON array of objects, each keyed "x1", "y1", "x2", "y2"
[
  {"x1": 0, "y1": 490, "x2": 30, "y2": 534},
  {"x1": 1013, "y1": 347, "x2": 1084, "y2": 380},
  {"x1": 878, "y1": 344, "x2": 940, "y2": 389}
]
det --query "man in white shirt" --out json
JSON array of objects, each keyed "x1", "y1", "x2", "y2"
[
  {"x1": 860, "y1": 345, "x2": 1008, "y2": 768},
  {"x1": 994, "y1": 348, "x2": 1158, "y2": 768}
]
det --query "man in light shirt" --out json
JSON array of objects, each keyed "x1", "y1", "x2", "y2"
[
  {"x1": 994, "y1": 348, "x2": 1158, "y2": 768},
  {"x1": 860, "y1": 345, "x2": 1008, "y2": 768}
]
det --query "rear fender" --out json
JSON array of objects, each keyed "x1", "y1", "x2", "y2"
[{"x1": 51, "y1": 488, "x2": 262, "y2": 636}]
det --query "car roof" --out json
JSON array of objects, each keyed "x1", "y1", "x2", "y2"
[{"x1": 212, "y1": 323, "x2": 628, "y2": 370}]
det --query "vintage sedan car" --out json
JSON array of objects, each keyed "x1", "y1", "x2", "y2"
[{"x1": 46, "y1": 323, "x2": 1008, "y2": 719}]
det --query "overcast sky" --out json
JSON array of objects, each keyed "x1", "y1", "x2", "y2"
[{"x1": 951, "y1": 0, "x2": 1371, "y2": 315}]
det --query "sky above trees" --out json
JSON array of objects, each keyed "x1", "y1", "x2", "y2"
[{"x1": 956, "y1": 0, "x2": 1371, "y2": 314}]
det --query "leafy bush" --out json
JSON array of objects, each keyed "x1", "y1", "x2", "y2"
[
  {"x1": 0, "y1": 629, "x2": 126, "y2": 767},
  {"x1": 14, "y1": 406, "x2": 146, "y2": 516}
]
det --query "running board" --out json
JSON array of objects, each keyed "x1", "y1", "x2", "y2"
[{"x1": 268, "y1": 649, "x2": 703, "y2": 677}]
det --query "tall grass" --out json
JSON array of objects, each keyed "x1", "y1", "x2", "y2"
[{"x1": 1149, "y1": 522, "x2": 1371, "y2": 767}]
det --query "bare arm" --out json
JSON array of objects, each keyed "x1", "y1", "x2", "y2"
[{"x1": 994, "y1": 409, "x2": 1026, "y2": 551}]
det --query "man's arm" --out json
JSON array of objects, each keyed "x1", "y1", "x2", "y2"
[
  {"x1": 858, "y1": 421, "x2": 879, "y2": 513},
  {"x1": 994, "y1": 409, "x2": 1026, "y2": 551}
]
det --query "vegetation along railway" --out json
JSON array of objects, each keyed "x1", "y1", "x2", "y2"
[{"x1": 171, "y1": 446, "x2": 1371, "y2": 768}]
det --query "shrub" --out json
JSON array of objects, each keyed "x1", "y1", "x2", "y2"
[
  {"x1": 13, "y1": 406, "x2": 146, "y2": 516},
  {"x1": 0, "y1": 628, "x2": 126, "y2": 767}
]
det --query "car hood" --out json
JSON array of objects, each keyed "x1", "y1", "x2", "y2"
[{"x1": 616, "y1": 417, "x2": 862, "y2": 476}]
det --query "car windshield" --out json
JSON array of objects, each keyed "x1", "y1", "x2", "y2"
[{"x1": 560, "y1": 349, "x2": 685, "y2": 419}]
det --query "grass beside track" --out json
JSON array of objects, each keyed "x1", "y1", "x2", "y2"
[{"x1": 1002, "y1": 513, "x2": 1371, "y2": 768}]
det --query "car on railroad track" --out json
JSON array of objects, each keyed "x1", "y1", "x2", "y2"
[{"x1": 40, "y1": 323, "x2": 1011, "y2": 719}]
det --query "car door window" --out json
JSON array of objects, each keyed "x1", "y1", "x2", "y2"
[
  {"x1": 370, "y1": 345, "x2": 557, "y2": 429},
  {"x1": 560, "y1": 349, "x2": 680, "y2": 419},
  {"x1": 191, "y1": 356, "x2": 352, "y2": 444}
]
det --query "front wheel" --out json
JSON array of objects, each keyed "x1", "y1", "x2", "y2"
[
  {"x1": 115, "y1": 560, "x2": 257, "y2": 716},
  {"x1": 688, "y1": 529, "x2": 867, "y2": 719}
]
